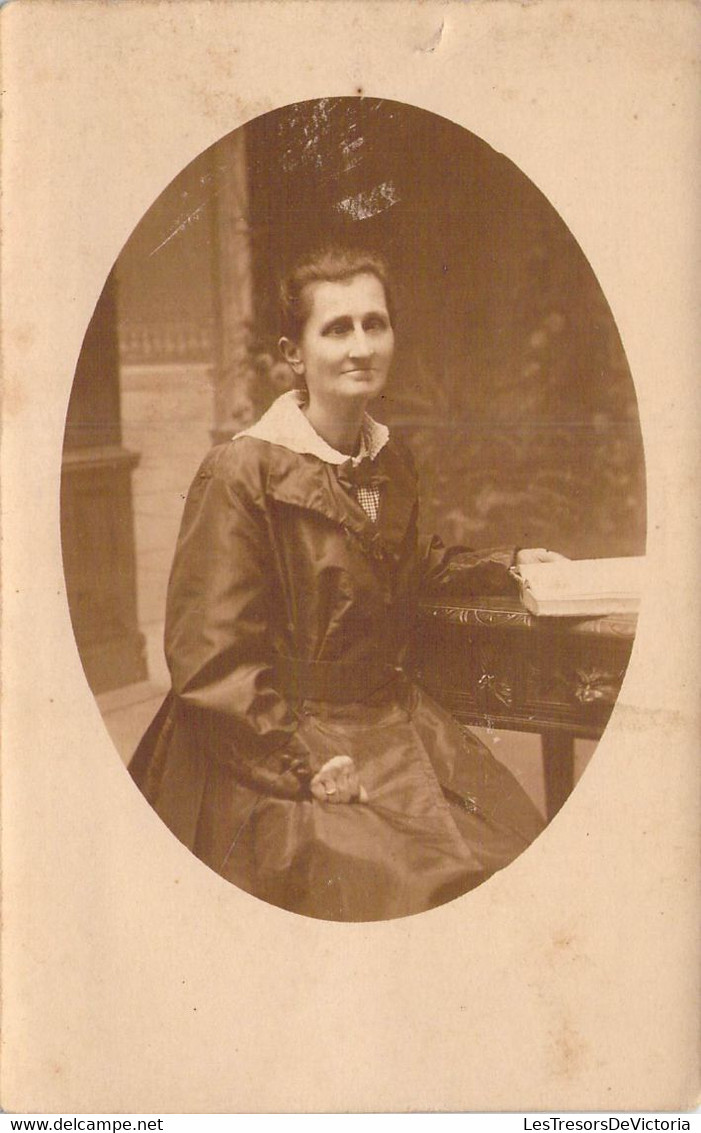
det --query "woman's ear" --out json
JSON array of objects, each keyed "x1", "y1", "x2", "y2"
[{"x1": 278, "y1": 336, "x2": 304, "y2": 375}]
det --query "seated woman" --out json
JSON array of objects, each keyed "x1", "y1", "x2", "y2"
[{"x1": 130, "y1": 245, "x2": 557, "y2": 922}]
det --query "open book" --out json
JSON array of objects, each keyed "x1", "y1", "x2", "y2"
[{"x1": 514, "y1": 556, "x2": 644, "y2": 617}]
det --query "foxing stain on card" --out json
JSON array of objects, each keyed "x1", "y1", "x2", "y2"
[
  {"x1": 550, "y1": 1014, "x2": 589, "y2": 1081},
  {"x1": 415, "y1": 18, "x2": 445, "y2": 54}
]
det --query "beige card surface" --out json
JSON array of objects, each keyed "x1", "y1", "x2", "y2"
[{"x1": 2, "y1": 0, "x2": 699, "y2": 1113}]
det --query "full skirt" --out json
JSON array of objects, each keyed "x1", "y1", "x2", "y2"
[{"x1": 130, "y1": 681, "x2": 545, "y2": 921}]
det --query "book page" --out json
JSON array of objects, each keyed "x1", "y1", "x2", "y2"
[
  {"x1": 516, "y1": 557, "x2": 645, "y2": 615},
  {"x1": 1, "y1": 0, "x2": 698, "y2": 1113}
]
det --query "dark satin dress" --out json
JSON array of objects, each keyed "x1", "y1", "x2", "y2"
[{"x1": 130, "y1": 405, "x2": 544, "y2": 921}]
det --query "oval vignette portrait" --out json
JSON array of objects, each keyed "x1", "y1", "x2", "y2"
[{"x1": 60, "y1": 98, "x2": 646, "y2": 923}]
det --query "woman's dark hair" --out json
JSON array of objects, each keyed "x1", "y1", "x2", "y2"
[{"x1": 278, "y1": 245, "x2": 395, "y2": 343}]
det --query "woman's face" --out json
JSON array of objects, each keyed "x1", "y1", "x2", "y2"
[{"x1": 281, "y1": 272, "x2": 395, "y2": 411}]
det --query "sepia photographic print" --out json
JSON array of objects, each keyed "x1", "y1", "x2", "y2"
[
  {"x1": 2, "y1": 0, "x2": 698, "y2": 1114},
  {"x1": 62, "y1": 98, "x2": 645, "y2": 921}
]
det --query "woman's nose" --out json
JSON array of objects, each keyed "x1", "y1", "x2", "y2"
[{"x1": 348, "y1": 325, "x2": 372, "y2": 357}]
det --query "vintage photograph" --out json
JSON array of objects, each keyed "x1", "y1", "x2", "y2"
[
  {"x1": 60, "y1": 97, "x2": 645, "y2": 922},
  {"x1": 4, "y1": 0, "x2": 698, "y2": 1112}
]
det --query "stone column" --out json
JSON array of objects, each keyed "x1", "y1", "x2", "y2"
[
  {"x1": 60, "y1": 271, "x2": 147, "y2": 693},
  {"x1": 209, "y1": 130, "x2": 260, "y2": 445}
]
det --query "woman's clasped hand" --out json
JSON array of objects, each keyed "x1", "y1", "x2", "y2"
[{"x1": 310, "y1": 755, "x2": 369, "y2": 805}]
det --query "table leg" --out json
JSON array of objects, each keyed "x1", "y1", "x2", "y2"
[{"x1": 542, "y1": 732, "x2": 575, "y2": 821}]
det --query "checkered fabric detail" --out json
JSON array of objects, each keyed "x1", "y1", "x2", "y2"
[{"x1": 354, "y1": 485, "x2": 380, "y2": 523}]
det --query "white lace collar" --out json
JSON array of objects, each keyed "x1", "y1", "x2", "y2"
[{"x1": 236, "y1": 390, "x2": 389, "y2": 467}]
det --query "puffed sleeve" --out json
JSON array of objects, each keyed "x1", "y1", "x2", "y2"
[
  {"x1": 420, "y1": 536, "x2": 520, "y2": 599},
  {"x1": 164, "y1": 445, "x2": 314, "y2": 800}
]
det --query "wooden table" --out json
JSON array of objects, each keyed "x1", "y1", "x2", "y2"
[{"x1": 407, "y1": 596, "x2": 637, "y2": 820}]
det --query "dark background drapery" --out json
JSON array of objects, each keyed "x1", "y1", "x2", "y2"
[
  {"x1": 64, "y1": 98, "x2": 645, "y2": 694},
  {"x1": 117, "y1": 98, "x2": 645, "y2": 559}
]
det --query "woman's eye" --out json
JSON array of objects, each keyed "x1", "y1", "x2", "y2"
[{"x1": 365, "y1": 317, "x2": 388, "y2": 332}]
